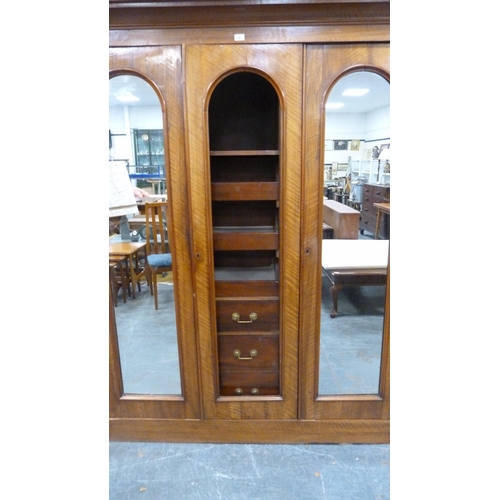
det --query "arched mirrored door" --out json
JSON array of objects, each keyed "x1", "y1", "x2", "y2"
[
  {"x1": 109, "y1": 73, "x2": 181, "y2": 395},
  {"x1": 319, "y1": 71, "x2": 390, "y2": 396},
  {"x1": 109, "y1": 47, "x2": 200, "y2": 427},
  {"x1": 300, "y1": 44, "x2": 390, "y2": 423}
]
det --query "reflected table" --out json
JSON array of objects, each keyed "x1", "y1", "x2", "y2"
[
  {"x1": 373, "y1": 202, "x2": 390, "y2": 240},
  {"x1": 322, "y1": 239, "x2": 389, "y2": 318},
  {"x1": 109, "y1": 239, "x2": 147, "y2": 299}
]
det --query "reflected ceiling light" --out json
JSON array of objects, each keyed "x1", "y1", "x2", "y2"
[
  {"x1": 326, "y1": 103, "x2": 344, "y2": 109},
  {"x1": 116, "y1": 92, "x2": 140, "y2": 102},
  {"x1": 342, "y1": 88, "x2": 369, "y2": 96}
]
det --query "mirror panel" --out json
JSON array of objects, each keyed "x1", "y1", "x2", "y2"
[
  {"x1": 319, "y1": 71, "x2": 389, "y2": 395},
  {"x1": 109, "y1": 74, "x2": 181, "y2": 395}
]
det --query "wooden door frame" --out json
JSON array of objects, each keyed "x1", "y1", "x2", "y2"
[{"x1": 109, "y1": 4, "x2": 390, "y2": 443}]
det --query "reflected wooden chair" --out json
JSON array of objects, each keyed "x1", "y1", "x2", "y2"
[{"x1": 144, "y1": 201, "x2": 172, "y2": 310}]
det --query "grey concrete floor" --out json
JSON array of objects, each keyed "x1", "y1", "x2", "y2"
[{"x1": 109, "y1": 442, "x2": 390, "y2": 499}]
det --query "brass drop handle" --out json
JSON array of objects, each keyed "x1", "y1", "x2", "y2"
[
  {"x1": 233, "y1": 349, "x2": 258, "y2": 360},
  {"x1": 234, "y1": 387, "x2": 259, "y2": 395},
  {"x1": 232, "y1": 312, "x2": 258, "y2": 324}
]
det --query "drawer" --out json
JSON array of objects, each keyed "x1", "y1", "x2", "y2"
[
  {"x1": 219, "y1": 371, "x2": 280, "y2": 396},
  {"x1": 216, "y1": 298, "x2": 279, "y2": 332},
  {"x1": 218, "y1": 335, "x2": 279, "y2": 372},
  {"x1": 362, "y1": 203, "x2": 376, "y2": 215},
  {"x1": 360, "y1": 215, "x2": 376, "y2": 232}
]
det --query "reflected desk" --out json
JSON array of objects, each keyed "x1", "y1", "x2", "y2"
[
  {"x1": 109, "y1": 238, "x2": 147, "y2": 299},
  {"x1": 322, "y1": 239, "x2": 389, "y2": 318},
  {"x1": 373, "y1": 202, "x2": 390, "y2": 240},
  {"x1": 323, "y1": 199, "x2": 360, "y2": 239},
  {"x1": 135, "y1": 195, "x2": 167, "y2": 215}
]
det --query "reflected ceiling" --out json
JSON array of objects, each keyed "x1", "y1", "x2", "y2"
[
  {"x1": 326, "y1": 71, "x2": 389, "y2": 113},
  {"x1": 109, "y1": 70, "x2": 389, "y2": 113},
  {"x1": 109, "y1": 75, "x2": 159, "y2": 107}
]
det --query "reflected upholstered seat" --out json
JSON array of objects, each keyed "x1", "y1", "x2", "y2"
[{"x1": 144, "y1": 201, "x2": 172, "y2": 310}]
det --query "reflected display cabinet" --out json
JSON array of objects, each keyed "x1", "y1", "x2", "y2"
[
  {"x1": 133, "y1": 129, "x2": 164, "y2": 169},
  {"x1": 109, "y1": 0, "x2": 390, "y2": 444}
]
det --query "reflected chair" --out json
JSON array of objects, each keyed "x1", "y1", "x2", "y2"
[
  {"x1": 109, "y1": 255, "x2": 130, "y2": 306},
  {"x1": 144, "y1": 201, "x2": 172, "y2": 310}
]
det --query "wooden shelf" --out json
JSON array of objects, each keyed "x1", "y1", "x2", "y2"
[
  {"x1": 213, "y1": 230, "x2": 279, "y2": 251},
  {"x1": 210, "y1": 150, "x2": 279, "y2": 156},
  {"x1": 212, "y1": 182, "x2": 279, "y2": 201}
]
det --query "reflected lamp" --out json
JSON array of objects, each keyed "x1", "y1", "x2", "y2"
[{"x1": 376, "y1": 148, "x2": 390, "y2": 184}]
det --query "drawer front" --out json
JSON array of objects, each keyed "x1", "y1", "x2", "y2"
[
  {"x1": 219, "y1": 371, "x2": 280, "y2": 396},
  {"x1": 362, "y1": 201, "x2": 376, "y2": 216},
  {"x1": 371, "y1": 186, "x2": 390, "y2": 203},
  {"x1": 218, "y1": 335, "x2": 279, "y2": 372},
  {"x1": 360, "y1": 215, "x2": 376, "y2": 233},
  {"x1": 360, "y1": 213, "x2": 389, "y2": 236},
  {"x1": 216, "y1": 298, "x2": 279, "y2": 332},
  {"x1": 363, "y1": 185, "x2": 374, "y2": 197}
]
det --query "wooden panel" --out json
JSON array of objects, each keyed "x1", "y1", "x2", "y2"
[
  {"x1": 110, "y1": 419, "x2": 390, "y2": 444},
  {"x1": 109, "y1": 3, "x2": 390, "y2": 30}
]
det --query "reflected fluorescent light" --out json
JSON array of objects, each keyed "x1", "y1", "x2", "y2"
[
  {"x1": 342, "y1": 88, "x2": 369, "y2": 96},
  {"x1": 326, "y1": 103, "x2": 344, "y2": 109},
  {"x1": 116, "y1": 92, "x2": 140, "y2": 102}
]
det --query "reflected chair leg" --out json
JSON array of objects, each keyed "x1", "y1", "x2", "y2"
[
  {"x1": 152, "y1": 271, "x2": 159, "y2": 310},
  {"x1": 109, "y1": 263, "x2": 118, "y2": 307},
  {"x1": 117, "y1": 260, "x2": 127, "y2": 304},
  {"x1": 330, "y1": 283, "x2": 341, "y2": 318},
  {"x1": 148, "y1": 265, "x2": 154, "y2": 296},
  {"x1": 126, "y1": 257, "x2": 136, "y2": 299}
]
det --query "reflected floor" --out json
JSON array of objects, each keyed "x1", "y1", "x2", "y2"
[
  {"x1": 319, "y1": 278, "x2": 386, "y2": 394},
  {"x1": 114, "y1": 250, "x2": 386, "y2": 396},
  {"x1": 114, "y1": 280, "x2": 181, "y2": 395}
]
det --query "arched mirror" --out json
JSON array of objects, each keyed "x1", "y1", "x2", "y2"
[
  {"x1": 319, "y1": 71, "x2": 390, "y2": 395},
  {"x1": 109, "y1": 74, "x2": 181, "y2": 395}
]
